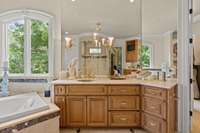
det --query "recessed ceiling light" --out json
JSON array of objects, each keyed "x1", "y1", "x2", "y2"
[
  {"x1": 72, "y1": 0, "x2": 76, "y2": 2},
  {"x1": 130, "y1": 0, "x2": 135, "y2": 3}
]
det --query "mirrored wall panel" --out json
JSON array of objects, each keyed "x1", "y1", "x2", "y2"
[{"x1": 141, "y1": 0, "x2": 177, "y2": 78}]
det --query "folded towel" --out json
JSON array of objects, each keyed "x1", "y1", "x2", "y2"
[{"x1": 194, "y1": 36, "x2": 200, "y2": 65}]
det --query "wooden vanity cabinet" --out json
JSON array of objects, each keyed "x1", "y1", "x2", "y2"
[{"x1": 54, "y1": 84, "x2": 177, "y2": 133}]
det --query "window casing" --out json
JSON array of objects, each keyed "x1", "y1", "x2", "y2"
[{"x1": 0, "y1": 10, "x2": 54, "y2": 78}]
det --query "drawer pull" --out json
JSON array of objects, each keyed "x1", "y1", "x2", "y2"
[
  {"x1": 150, "y1": 92, "x2": 156, "y2": 95},
  {"x1": 150, "y1": 122, "x2": 156, "y2": 127},
  {"x1": 150, "y1": 106, "x2": 156, "y2": 109},
  {"x1": 120, "y1": 102, "x2": 128, "y2": 105},
  {"x1": 120, "y1": 89, "x2": 128, "y2": 92},
  {"x1": 120, "y1": 118, "x2": 128, "y2": 121}
]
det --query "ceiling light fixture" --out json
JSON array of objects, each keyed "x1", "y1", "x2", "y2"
[
  {"x1": 92, "y1": 23, "x2": 114, "y2": 48},
  {"x1": 72, "y1": 0, "x2": 76, "y2": 2},
  {"x1": 130, "y1": 0, "x2": 135, "y2": 3}
]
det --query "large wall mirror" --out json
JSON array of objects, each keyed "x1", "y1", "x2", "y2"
[
  {"x1": 61, "y1": 0, "x2": 142, "y2": 78},
  {"x1": 141, "y1": 0, "x2": 177, "y2": 78}
]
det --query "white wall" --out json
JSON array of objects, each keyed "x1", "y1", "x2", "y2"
[
  {"x1": 114, "y1": 34, "x2": 172, "y2": 69},
  {"x1": 193, "y1": 22, "x2": 200, "y2": 36},
  {"x1": 62, "y1": 35, "x2": 79, "y2": 70},
  {"x1": 0, "y1": 0, "x2": 62, "y2": 94},
  {"x1": 143, "y1": 35, "x2": 164, "y2": 68},
  {"x1": 142, "y1": 33, "x2": 171, "y2": 68}
]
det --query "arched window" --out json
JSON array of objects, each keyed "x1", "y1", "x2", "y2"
[
  {"x1": 141, "y1": 43, "x2": 153, "y2": 68},
  {"x1": 0, "y1": 10, "x2": 54, "y2": 77}
]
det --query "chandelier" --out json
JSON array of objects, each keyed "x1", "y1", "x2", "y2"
[
  {"x1": 93, "y1": 22, "x2": 114, "y2": 47},
  {"x1": 64, "y1": 23, "x2": 114, "y2": 48}
]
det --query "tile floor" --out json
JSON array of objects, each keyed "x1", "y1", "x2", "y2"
[{"x1": 60, "y1": 128, "x2": 148, "y2": 133}]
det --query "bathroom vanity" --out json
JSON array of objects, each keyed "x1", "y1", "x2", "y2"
[{"x1": 52, "y1": 79, "x2": 177, "y2": 133}]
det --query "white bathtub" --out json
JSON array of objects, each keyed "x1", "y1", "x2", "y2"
[{"x1": 0, "y1": 92, "x2": 49, "y2": 124}]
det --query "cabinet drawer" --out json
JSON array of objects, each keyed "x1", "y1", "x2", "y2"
[
  {"x1": 142, "y1": 97, "x2": 166, "y2": 119},
  {"x1": 68, "y1": 85, "x2": 107, "y2": 95},
  {"x1": 108, "y1": 85, "x2": 140, "y2": 95},
  {"x1": 142, "y1": 113, "x2": 166, "y2": 133},
  {"x1": 109, "y1": 96, "x2": 140, "y2": 110},
  {"x1": 54, "y1": 85, "x2": 66, "y2": 95},
  {"x1": 109, "y1": 111, "x2": 140, "y2": 127},
  {"x1": 142, "y1": 86, "x2": 167, "y2": 100}
]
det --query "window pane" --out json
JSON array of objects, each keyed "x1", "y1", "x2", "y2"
[
  {"x1": 141, "y1": 45, "x2": 151, "y2": 68},
  {"x1": 8, "y1": 20, "x2": 24, "y2": 74},
  {"x1": 31, "y1": 19, "x2": 48, "y2": 74}
]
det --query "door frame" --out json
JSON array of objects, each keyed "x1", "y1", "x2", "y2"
[{"x1": 177, "y1": 0, "x2": 193, "y2": 132}]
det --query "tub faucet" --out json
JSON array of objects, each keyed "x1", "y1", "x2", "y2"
[{"x1": 0, "y1": 61, "x2": 9, "y2": 97}]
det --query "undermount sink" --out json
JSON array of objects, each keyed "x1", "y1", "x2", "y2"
[{"x1": 76, "y1": 78, "x2": 95, "y2": 82}]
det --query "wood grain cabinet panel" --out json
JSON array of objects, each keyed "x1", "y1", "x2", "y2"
[
  {"x1": 142, "y1": 96, "x2": 167, "y2": 119},
  {"x1": 68, "y1": 85, "x2": 107, "y2": 95},
  {"x1": 109, "y1": 96, "x2": 140, "y2": 110},
  {"x1": 67, "y1": 96, "x2": 87, "y2": 127},
  {"x1": 108, "y1": 85, "x2": 140, "y2": 95},
  {"x1": 142, "y1": 113, "x2": 166, "y2": 133},
  {"x1": 87, "y1": 96, "x2": 108, "y2": 127},
  {"x1": 54, "y1": 85, "x2": 66, "y2": 95},
  {"x1": 54, "y1": 96, "x2": 67, "y2": 127},
  {"x1": 142, "y1": 86, "x2": 167, "y2": 100},
  {"x1": 109, "y1": 111, "x2": 140, "y2": 127}
]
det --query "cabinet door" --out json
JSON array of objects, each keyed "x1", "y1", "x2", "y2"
[
  {"x1": 142, "y1": 113, "x2": 166, "y2": 133},
  {"x1": 67, "y1": 96, "x2": 87, "y2": 127},
  {"x1": 87, "y1": 96, "x2": 108, "y2": 127},
  {"x1": 54, "y1": 96, "x2": 67, "y2": 127}
]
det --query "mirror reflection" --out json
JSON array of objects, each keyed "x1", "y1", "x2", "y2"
[
  {"x1": 141, "y1": 0, "x2": 177, "y2": 79},
  {"x1": 61, "y1": 0, "x2": 141, "y2": 79},
  {"x1": 60, "y1": 0, "x2": 178, "y2": 80}
]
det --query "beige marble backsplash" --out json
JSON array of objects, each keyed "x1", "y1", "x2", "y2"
[{"x1": 8, "y1": 82, "x2": 46, "y2": 96}]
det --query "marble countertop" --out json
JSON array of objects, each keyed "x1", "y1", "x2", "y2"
[{"x1": 52, "y1": 78, "x2": 177, "y2": 89}]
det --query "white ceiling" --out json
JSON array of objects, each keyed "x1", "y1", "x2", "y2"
[
  {"x1": 61, "y1": 0, "x2": 200, "y2": 38},
  {"x1": 61, "y1": 0, "x2": 141, "y2": 38},
  {"x1": 142, "y1": 0, "x2": 177, "y2": 35}
]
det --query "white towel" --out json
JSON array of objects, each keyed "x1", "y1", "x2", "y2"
[
  {"x1": 193, "y1": 68, "x2": 200, "y2": 99},
  {"x1": 194, "y1": 36, "x2": 200, "y2": 65}
]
